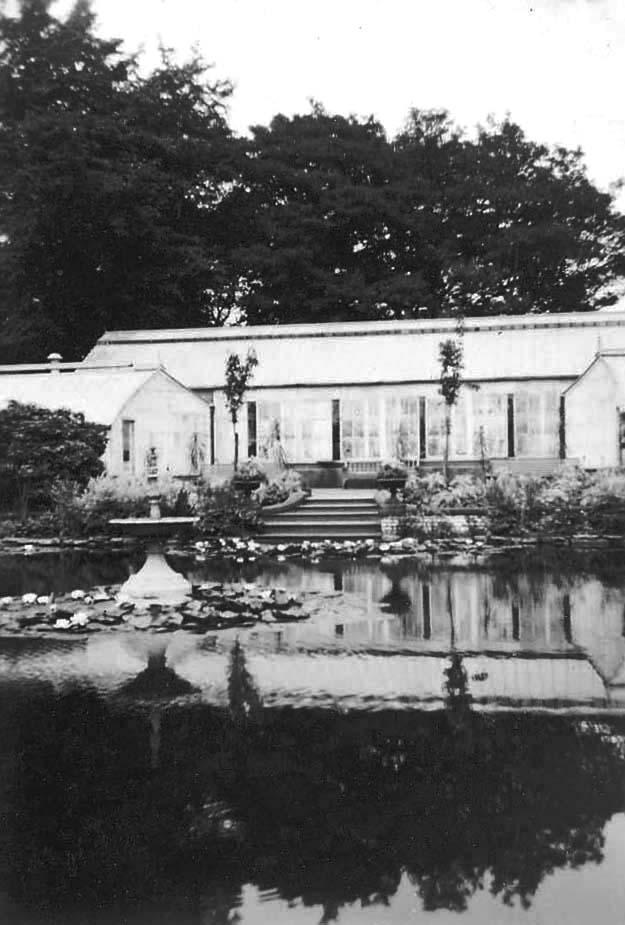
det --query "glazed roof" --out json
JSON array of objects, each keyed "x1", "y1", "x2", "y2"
[
  {"x1": 81, "y1": 311, "x2": 625, "y2": 390},
  {"x1": 0, "y1": 367, "x2": 164, "y2": 424}
]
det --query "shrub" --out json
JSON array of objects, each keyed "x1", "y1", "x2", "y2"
[
  {"x1": 377, "y1": 459, "x2": 408, "y2": 479},
  {"x1": 398, "y1": 513, "x2": 456, "y2": 541},
  {"x1": 234, "y1": 457, "x2": 267, "y2": 481},
  {"x1": 484, "y1": 472, "x2": 543, "y2": 535},
  {"x1": 256, "y1": 469, "x2": 303, "y2": 507},
  {"x1": 404, "y1": 472, "x2": 486, "y2": 512},
  {"x1": 0, "y1": 511, "x2": 61, "y2": 538},
  {"x1": 581, "y1": 470, "x2": 625, "y2": 534},
  {"x1": 538, "y1": 465, "x2": 589, "y2": 535},
  {"x1": 0, "y1": 401, "x2": 108, "y2": 517},
  {"x1": 53, "y1": 473, "x2": 198, "y2": 536},
  {"x1": 196, "y1": 480, "x2": 261, "y2": 537}
]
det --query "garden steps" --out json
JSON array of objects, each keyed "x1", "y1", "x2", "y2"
[{"x1": 259, "y1": 489, "x2": 380, "y2": 543}]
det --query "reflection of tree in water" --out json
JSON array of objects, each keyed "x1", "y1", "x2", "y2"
[
  {"x1": 218, "y1": 710, "x2": 625, "y2": 919},
  {"x1": 379, "y1": 576, "x2": 413, "y2": 618},
  {"x1": 2, "y1": 682, "x2": 624, "y2": 922},
  {"x1": 443, "y1": 651, "x2": 473, "y2": 739},
  {"x1": 228, "y1": 637, "x2": 262, "y2": 728}
]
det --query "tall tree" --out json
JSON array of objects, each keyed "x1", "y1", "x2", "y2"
[
  {"x1": 224, "y1": 348, "x2": 258, "y2": 469},
  {"x1": 395, "y1": 112, "x2": 625, "y2": 316},
  {"x1": 232, "y1": 106, "x2": 625, "y2": 325},
  {"x1": 227, "y1": 104, "x2": 404, "y2": 326},
  {"x1": 0, "y1": 0, "x2": 237, "y2": 362},
  {"x1": 438, "y1": 334, "x2": 464, "y2": 483}
]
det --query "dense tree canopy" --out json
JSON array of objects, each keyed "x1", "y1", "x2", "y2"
[
  {"x1": 0, "y1": 400, "x2": 108, "y2": 514},
  {"x1": 0, "y1": 0, "x2": 236, "y2": 361},
  {"x1": 230, "y1": 106, "x2": 625, "y2": 324},
  {"x1": 1, "y1": 2, "x2": 624, "y2": 362}
]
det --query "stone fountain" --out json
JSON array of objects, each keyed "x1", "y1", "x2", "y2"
[{"x1": 110, "y1": 494, "x2": 198, "y2": 605}]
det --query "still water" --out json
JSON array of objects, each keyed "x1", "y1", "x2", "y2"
[{"x1": 1, "y1": 551, "x2": 625, "y2": 923}]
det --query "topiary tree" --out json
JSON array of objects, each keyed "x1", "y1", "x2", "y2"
[
  {"x1": 0, "y1": 401, "x2": 108, "y2": 518},
  {"x1": 438, "y1": 337, "x2": 464, "y2": 483},
  {"x1": 224, "y1": 349, "x2": 258, "y2": 470}
]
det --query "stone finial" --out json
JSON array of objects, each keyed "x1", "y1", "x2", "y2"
[{"x1": 47, "y1": 352, "x2": 63, "y2": 374}]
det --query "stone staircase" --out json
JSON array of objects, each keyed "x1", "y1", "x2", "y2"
[{"x1": 259, "y1": 489, "x2": 380, "y2": 544}]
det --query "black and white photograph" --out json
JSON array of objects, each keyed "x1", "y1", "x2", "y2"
[{"x1": 1, "y1": 0, "x2": 625, "y2": 922}]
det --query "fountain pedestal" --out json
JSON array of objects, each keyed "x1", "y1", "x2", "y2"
[
  {"x1": 110, "y1": 495, "x2": 198, "y2": 606},
  {"x1": 118, "y1": 540, "x2": 194, "y2": 605}
]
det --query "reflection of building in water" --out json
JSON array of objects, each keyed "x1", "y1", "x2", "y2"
[
  {"x1": 3, "y1": 566, "x2": 625, "y2": 712},
  {"x1": 340, "y1": 565, "x2": 625, "y2": 660}
]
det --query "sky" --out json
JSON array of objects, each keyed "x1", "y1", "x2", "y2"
[{"x1": 51, "y1": 0, "x2": 625, "y2": 207}]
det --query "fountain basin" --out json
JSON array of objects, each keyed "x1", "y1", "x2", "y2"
[{"x1": 108, "y1": 517, "x2": 198, "y2": 538}]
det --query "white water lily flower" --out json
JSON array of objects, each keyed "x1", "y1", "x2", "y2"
[
  {"x1": 71, "y1": 611, "x2": 89, "y2": 627},
  {"x1": 36, "y1": 595, "x2": 51, "y2": 605},
  {"x1": 70, "y1": 589, "x2": 86, "y2": 600},
  {"x1": 22, "y1": 544, "x2": 35, "y2": 554},
  {"x1": 21, "y1": 593, "x2": 37, "y2": 605},
  {"x1": 54, "y1": 618, "x2": 71, "y2": 630},
  {"x1": 0, "y1": 596, "x2": 13, "y2": 608},
  {"x1": 277, "y1": 555, "x2": 286, "y2": 562}
]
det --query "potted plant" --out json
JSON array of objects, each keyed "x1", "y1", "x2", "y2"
[
  {"x1": 376, "y1": 459, "x2": 408, "y2": 497},
  {"x1": 232, "y1": 457, "x2": 266, "y2": 494}
]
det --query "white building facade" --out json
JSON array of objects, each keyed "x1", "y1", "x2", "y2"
[
  {"x1": 0, "y1": 366, "x2": 211, "y2": 479},
  {"x1": 82, "y1": 311, "x2": 625, "y2": 479}
]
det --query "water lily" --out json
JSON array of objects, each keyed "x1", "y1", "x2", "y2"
[
  {"x1": 0, "y1": 596, "x2": 13, "y2": 608},
  {"x1": 22, "y1": 544, "x2": 35, "y2": 555},
  {"x1": 70, "y1": 589, "x2": 86, "y2": 600},
  {"x1": 21, "y1": 593, "x2": 37, "y2": 605},
  {"x1": 54, "y1": 618, "x2": 71, "y2": 630},
  {"x1": 36, "y1": 595, "x2": 51, "y2": 605},
  {"x1": 71, "y1": 611, "x2": 89, "y2": 627}
]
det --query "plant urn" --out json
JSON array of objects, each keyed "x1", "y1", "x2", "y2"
[
  {"x1": 233, "y1": 476, "x2": 262, "y2": 495},
  {"x1": 377, "y1": 476, "x2": 407, "y2": 497}
]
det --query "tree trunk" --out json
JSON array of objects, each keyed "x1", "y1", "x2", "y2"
[
  {"x1": 233, "y1": 427, "x2": 239, "y2": 471},
  {"x1": 18, "y1": 481, "x2": 29, "y2": 522},
  {"x1": 443, "y1": 409, "x2": 451, "y2": 484}
]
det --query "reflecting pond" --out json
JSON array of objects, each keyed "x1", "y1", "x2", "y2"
[{"x1": 1, "y1": 551, "x2": 625, "y2": 922}]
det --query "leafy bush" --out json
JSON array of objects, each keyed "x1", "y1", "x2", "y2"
[
  {"x1": 0, "y1": 511, "x2": 61, "y2": 538},
  {"x1": 51, "y1": 473, "x2": 198, "y2": 536},
  {"x1": 256, "y1": 470, "x2": 303, "y2": 508},
  {"x1": 234, "y1": 457, "x2": 266, "y2": 481},
  {"x1": 404, "y1": 472, "x2": 486, "y2": 512},
  {"x1": 398, "y1": 513, "x2": 456, "y2": 541},
  {"x1": 581, "y1": 470, "x2": 625, "y2": 534},
  {"x1": 377, "y1": 459, "x2": 408, "y2": 479},
  {"x1": 0, "y1": 401, "x2": 108, "y2": 516},
  {"x1": 538, "y1": 465, "x2": 589, "y2": 535},
  {"x1": 484, "y1": 472, "x2": 543, "y2": 535},
  {"x1": 196, "y1": 480, "x2": 261, "y2": 537}
]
